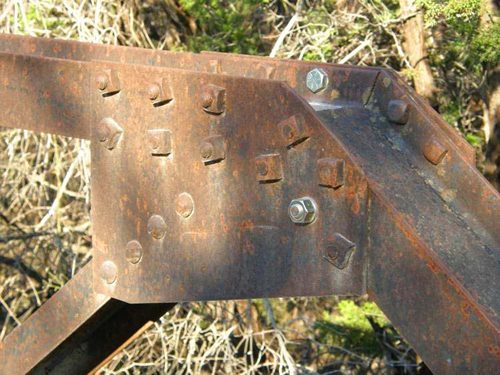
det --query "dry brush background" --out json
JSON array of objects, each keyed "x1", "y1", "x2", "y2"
[{"x1": 0, "y1": 1, "x2": 498, "y2": 374}]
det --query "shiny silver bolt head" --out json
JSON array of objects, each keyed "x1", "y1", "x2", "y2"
[
  {"x1": 288, "y1": 197, "x2": 318, "y2": 224},
  {"x1": 306, "y1": 68, "x2": 328, "y2": 93}
]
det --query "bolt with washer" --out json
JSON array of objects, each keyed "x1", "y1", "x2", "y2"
[
  {"x1": 288, "y1": 197, "x2": 318, "y2": 224},
  {"x1": 306, "y1": 68, "x2": 328, "y2": 93}
]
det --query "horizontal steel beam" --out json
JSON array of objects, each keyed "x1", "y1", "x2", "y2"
[{"x1": 0, "y1": 34, "x2": 498, "y2": 374}]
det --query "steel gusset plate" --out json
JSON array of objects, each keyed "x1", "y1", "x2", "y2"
[{"x1": 90, "y1": 61, "x2": 369, "y2": 303}]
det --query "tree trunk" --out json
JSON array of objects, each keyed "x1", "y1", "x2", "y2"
[{"x1": 399, "y1": 0, "x2": 436, "y2": 103}]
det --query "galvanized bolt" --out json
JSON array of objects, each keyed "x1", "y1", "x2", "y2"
[
  {"x1": 97, "y1": 117, "x2": 123, "y2": 150},
  {"x1": 147, "y1": 214, "x2": 167, "y2": 239},
  {"x1": 306, "y1": 68, "x2": 328, "y2": 93},
  {"x1": 100, "y1": 260, "x2": 117, "y2": 284},
  {"x1": 288, "y1": 197, "x2": 318, "y2": 224},
  {"x1": 175, "y1": 192, "x2": 194, "y2": 218},
  {"x1": 126, "y1": 240, "x2": 143, "y2": 264},
  {"x1": 387, "y1": 99, "x2": 410, "y2": 124}
]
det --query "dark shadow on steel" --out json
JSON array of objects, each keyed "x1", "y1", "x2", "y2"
[{"x1": 0, "y1": 34, "x2": 498, "y2": 375}]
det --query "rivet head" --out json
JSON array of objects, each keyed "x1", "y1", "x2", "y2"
[
  {"x1": 288, "y1": 197, "x2": 318, "y2": 224},
  {"x1": 201, "y1": 92, "x2": 213, "y2": 108},
  {"x1": 147, "y1": 215, "x2": 167, "y2": 239},
  {"x1": 97, "y1": 117, "x2": 123, "y2": 150},
  {"x1": 200, "y1": 135, "x2": 226, "y2": 164},
  {"x1": 256, "y1": 162, "x2": 269, "y2": 177},
  {"x1": 423, "y1": 139, "x2": 448, "y2": 165},
  {"x1": 126, "y1": 240, "x2": 143, "y2": 264},
  {"x1": 255, "y1": 154, "x2": 283, "y2": 182},
  {"x1": 95, "y1": 69, "x2": 121, "y2": 95},
  {"x1": 200, "y1": 141, "x2": 214, "y2": 159},
  {"x1": 147, "y1": 83, "x2": 161, "y2": 100},
  {"x1": 175, "y1": 193, "x2": 194, "y2": 218},
  {"x1": 147, "y1": 129, "x2": 172, "y2": 156},
  {"x1": 317, "y1": 158, "x2": 345, "y2": 189},
  {"x1": 324, "y1": 233, "x2": 356, "y2": 269},
  {"x1": 387, "y1": 99, "x2": 409, "y2": 124},
  {"x1": 278, "y1": 114, "x2": 309, "y2": 147},
  {"x1": 100, "y1": 260, "x2": 117, "y2": 284},
  {"x1": 306, "y1": 68, "x2": 328, "y2": 93},
  {"x1": 95, "y1": 73, "x2": 109, "y2": 91},
  {"x1": 200, "y1": 84, "x2": 225, "y2": 114}
]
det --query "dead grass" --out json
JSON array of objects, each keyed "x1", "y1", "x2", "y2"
[{"x1": 2, "y1": 0, "x2": 493, "y2": 373}]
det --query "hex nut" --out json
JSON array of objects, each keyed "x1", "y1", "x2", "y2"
[
  {"x1": 306, "y1": 68, "x2": 328, "y2": 93},
  {"x1": 288, "y1": 197, "x2": 318, "y2": 224}
]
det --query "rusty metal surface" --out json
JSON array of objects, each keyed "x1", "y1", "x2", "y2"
[
  {"x1": 0, "y1": 34, "x2": 498, "y2": 374},
  {"x1": 0, "y1": 262, "x2": 174, "y2": 375},
  {"x1": 89, "y1": 60, "x2": 369, "y2": 303},
  {"x1": 0, "y1": 52, "x2": 90, "y2": 139},
  {"x1": 318, "y1": 108, "x2": 499, "y2": 373}
]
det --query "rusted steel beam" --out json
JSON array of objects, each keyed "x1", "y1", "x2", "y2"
[
  {"x1": 0, "y1": 262, "x2": 174, "y2": 374},
  {"x1": 0, "y1": 52, "x2": 90, "y2": 139},
  {"x1": 0, "y1": 34, "x2": 498, "y2": 374}
]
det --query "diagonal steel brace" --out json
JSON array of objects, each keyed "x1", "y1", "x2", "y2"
[{"x1": 0, "y1": 34, "x2": 498, "y2": 374}]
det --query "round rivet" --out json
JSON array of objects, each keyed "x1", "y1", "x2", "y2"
[
  {"x1": 176, "y1": 193, "x2": 194, "y2": 218},
  {"x1": 96, "y1": 73, "x2": 109, "y2": 91},
  {"x1": 201, "y1": 92, "x2": 213, "y2": 108},
  {"x1": 100, "y1": 260, "x2": 117, "y2": 284},
  {"x1": 126, "y1": 240, "x2": 143, "y2": 264},
  {"x1": 147, "y1": 83, "x2": 160, "y2": 100},
  {"x1": 147, "y1": 215, "x2": 167, "y2": 239},
  {"x1": 256, "y1": 162, "x2": 269, "y2": 176},
  {"x1": 200, "y1": 142, "x2": 214, "y2": 159}
]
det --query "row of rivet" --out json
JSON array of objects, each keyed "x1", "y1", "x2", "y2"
[
  {"x1": 305, "y1": 68, "x2": 449, "y2": 166},
  {"x1": 97, "y1": 120, "x2": 227, "y2": 165},
  {"x1": 95, "y1": 69, "x2": 226, "y2": 114},
  {"x1": 98, "y1": 69, "x2": 354, "y2": 284},
  {"x1": 100, "y1": 191, "x2": 195, "y2": 285},
  {"x1": 387, "y1": 99, "x2": 448, "y2": 165}
]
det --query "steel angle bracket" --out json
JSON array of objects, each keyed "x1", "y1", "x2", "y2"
[
  {"x1": 0, "y1": 34, "x2": 498, "y2": 375},
  {"x1": 89, "y1": 60, "x2": 368, "y2": 303}
]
